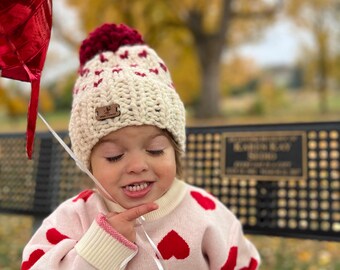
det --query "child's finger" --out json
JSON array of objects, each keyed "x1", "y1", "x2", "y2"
[{"x1": 121, "y1": 202, "x2": 158, "y2": 222}]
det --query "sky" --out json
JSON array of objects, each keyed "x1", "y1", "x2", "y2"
[{"x1": 232, "y1": 18, "x2": 313, "y2": 67}]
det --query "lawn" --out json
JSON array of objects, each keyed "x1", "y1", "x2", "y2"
[{"x1": 1, "y1": 213, "x2": 340, "y2": 269}]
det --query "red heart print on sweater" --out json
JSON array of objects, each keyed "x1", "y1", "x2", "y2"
[
  {"x1": 72, "y1": 189, "x2": 94, "y2": 202},
  {"x1": 191, "y1": 191, "x2": 216, "y2": 210},
  {"x1": 221, "y1": 247, "x2": 258, "y2": 270},
  {"x1": 21, "y1": 249, "x2": 45, "y2": 270},
  {"x1": 240, "y1": 258, "x2": 258, "y2": 270},
  {"x1": 221, "y1": 246, "x2": 237, "y2": 270},
  {"x1": 157, "y1": 230, "x2": 190, "y2": 260},
  {"x1": 46, "y1": 228, "x2": 70, "y2": 244}
]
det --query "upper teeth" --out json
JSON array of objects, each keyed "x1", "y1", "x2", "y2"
[{"x1": 125, "y1": 182, "x2": 149, "y2": 192}]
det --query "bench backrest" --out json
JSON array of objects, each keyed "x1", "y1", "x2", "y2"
[{"x1": 0, "y1": 121, "x2": 339, "y2": 241}]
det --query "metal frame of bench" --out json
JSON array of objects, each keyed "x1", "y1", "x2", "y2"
[{"x1": 0, "y1": 121, "x2": 339, "y2": 241}]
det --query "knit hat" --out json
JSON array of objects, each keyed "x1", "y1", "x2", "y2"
[{"x1": 69, "y1": 23, "x2": 186, "y2": 169}]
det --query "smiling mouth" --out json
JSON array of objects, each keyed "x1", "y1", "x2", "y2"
[
  {"x1": 123, "y1": 182, "x2": 151, "y2": 192},
  {"x1": 122, "y1": 181, "x2": 154, "y2": 198}
]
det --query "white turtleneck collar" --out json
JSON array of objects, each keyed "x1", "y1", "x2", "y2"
[{"x1": 102, "y1": 179, "x2": 187, "y2": 221}]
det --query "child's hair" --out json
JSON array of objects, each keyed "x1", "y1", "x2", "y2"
[
  {"x1": 68, "y1": 23, "x2": 186, "y2": 170},
  {"x1": 163, "y1": 130, "x2": 183, "y2": 177}
]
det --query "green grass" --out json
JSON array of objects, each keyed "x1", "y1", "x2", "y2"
[
  {"x1": 248, "y1": 235, "x2": 340, "y2": 270},
  {"x1": 1, "y1": 214, "x2": 340, "y2": 269},
  {"x1": 0, "y1": 215, "x2": 33, "y2": 270},
  {"x1": 0, "y1": 110, "x2": 70, "y2": 133},
  {"x1": 1, "y1": 90, "x2": 340, "y2": 133}
]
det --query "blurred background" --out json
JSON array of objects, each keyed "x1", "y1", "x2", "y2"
[{"x1": 1, "y1": 0, "x2": 340, "y2": 269}]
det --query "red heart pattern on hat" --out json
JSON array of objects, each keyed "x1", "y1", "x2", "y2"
[
  {"x1": 46, "y1": 228, "x2": 69, "y2": 245},
  {"x1": 157, "y1": 230, "x2": 190, "y2": 260},
  {"x1": 21, "y1": 249, "x2": 45, "y2": 270},
  {"x1": 72, "y1": 189, "x2": 94, "y2": 202},
  {"x1": 191, "y1": 191, "x2": 216, "y2": 210}
]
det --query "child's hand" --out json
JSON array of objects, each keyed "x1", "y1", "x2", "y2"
[{"x1": 106, "y1": 202, "x2": 158, "y2": 242}]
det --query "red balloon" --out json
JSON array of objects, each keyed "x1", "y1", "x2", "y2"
[{"x1": 0, "y1": 0, "x2": 52, "y2": 158}]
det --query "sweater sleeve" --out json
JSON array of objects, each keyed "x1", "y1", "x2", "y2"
[
  {"x1": 228, "y1": 219, "x2": 260, "y2": 269},
  {"x1": 21, "y1": 193, "x2": 137, "y2": 270},
  {"x1": 201, "y1": 201, "x2": 260, "y2": 270},
  {"x1": 75, "y1": 214, "x2": 138, "y2": 269}
]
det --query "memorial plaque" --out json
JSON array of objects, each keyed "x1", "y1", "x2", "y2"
[{"x1": 221, "y1": 131, "x2": 307, "y2": 180}]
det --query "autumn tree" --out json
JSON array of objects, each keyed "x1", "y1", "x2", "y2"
[
  {"x1": 64, "y1": 0, "x2": 282, "y2": 118},
  {"x1": 286, "y1": 0, "x2": 340, "y2": 113},
  {"x1": 0, "y1": 82, "x2": 28, "y2": 117}
]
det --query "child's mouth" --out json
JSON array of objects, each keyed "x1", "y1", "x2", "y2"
[
  {"x1": 124, "y1": 182, "x2": 150, "y2": 192},
  {"x1": 123, "y1": 182, "x2": 153, "y2": 198}
]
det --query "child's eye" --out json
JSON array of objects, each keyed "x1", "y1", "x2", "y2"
[
  {"x1": 106, "y1": 154, "x2": 123, "y2": 162},
  {"x1": 147, "y1": 149, "x2": 164, "y2": 156}
]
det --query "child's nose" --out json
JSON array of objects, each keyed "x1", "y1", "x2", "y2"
[{"x1": 126, "y1": 151, "x2": 149, "y2": 174}]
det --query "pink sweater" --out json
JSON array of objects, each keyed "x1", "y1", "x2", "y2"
[{"x1": 22, "y1": 180, "x2": 260, "y2": 270}]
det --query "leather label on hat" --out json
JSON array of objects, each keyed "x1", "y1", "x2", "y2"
[{"x1": 96, "y1": 104, "x2": 121, "y2": 121}]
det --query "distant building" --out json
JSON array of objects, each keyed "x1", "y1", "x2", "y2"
[{"x1": 262, "y1": 65, "x2": 304, "y2": 90}]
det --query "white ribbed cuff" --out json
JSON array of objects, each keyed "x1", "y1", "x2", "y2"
[{"x1": 75, "y1": 219, "x2": 137, "y2": 270}]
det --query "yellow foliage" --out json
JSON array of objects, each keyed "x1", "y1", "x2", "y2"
[
  {"x1": 156, "y1": 32, "x2": 200, "y2": 105},
  {"x1": 39, "y1": 89, "x2": 55, "y2": 113},
  {"x1": 0, "y1": 84, "x2": 27, "y2": 117},
  {"x1": 285, "y1": 0, "x2": 339, "y2": 110},
  {"x1": 221, "y1": 55, "x2": 259, "y2": 94},
  {"x1": 7, "y1": 98, "x2": 27, "y2": 117},
  {"x1": 0, "y1": 85, "x2": 9, "y2": 104}
]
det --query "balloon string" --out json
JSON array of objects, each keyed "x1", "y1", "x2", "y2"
[
  {"x1": 38, "y1": 112, "x2": 114, "y2": 201},
  {"x1": 137, "y1": 216, "x2": 166, "y2": 270}
]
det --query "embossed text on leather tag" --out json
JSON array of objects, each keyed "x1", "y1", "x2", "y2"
[{"x1": 95, "y1": 103, "x2": 121, "y2": 121}]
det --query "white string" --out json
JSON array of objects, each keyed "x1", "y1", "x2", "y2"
[
  {"x1": 38, "y1": 113, "x2": 114, "y2": 201},
  {"x1": 137, "y1": 216, "x2": 166, "y2": 270}
]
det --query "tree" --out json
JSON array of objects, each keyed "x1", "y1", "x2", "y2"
[
  {"x1": 166, "y1": 0, "x2": 282, "y2": 117},
  {"x1": 221, "y1": 55, "x2": 260, "y2": 96},
  {"x1": 64, "y1": 0, "x2": 282, "y2": 118},
  {"x1": 286, "y1": 0, "x2": 340, "y2": 113}
]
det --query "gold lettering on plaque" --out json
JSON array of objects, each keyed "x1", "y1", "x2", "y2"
[{"x1": 221, "y1": 131, "x2": 307, "y2": 181}]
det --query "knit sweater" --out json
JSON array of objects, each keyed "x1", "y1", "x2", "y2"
[{"x1": 21, "y1": 179, "x2": 260, "y2": 270}]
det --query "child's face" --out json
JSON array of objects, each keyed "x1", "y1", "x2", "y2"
[{"x1": 90, "y1": 125, "x2": 177, "y2": 209}]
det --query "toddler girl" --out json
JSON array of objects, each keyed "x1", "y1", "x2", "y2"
[{"x1": 22, "y1": 23, "x2": 260, "y2": 270}]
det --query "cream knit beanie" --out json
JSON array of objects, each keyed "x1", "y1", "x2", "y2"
[{"x1": 69, "y1": 23, "x2": 186, "y2": 169}]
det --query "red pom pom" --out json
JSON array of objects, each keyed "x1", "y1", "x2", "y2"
[{"x1": 79, "y1": 23, "x2": 144, "y2": 66}]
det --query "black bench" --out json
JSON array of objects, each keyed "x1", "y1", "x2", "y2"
[{"x1": 1, "y1": 121, "x2": 339, "y2": 241}]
